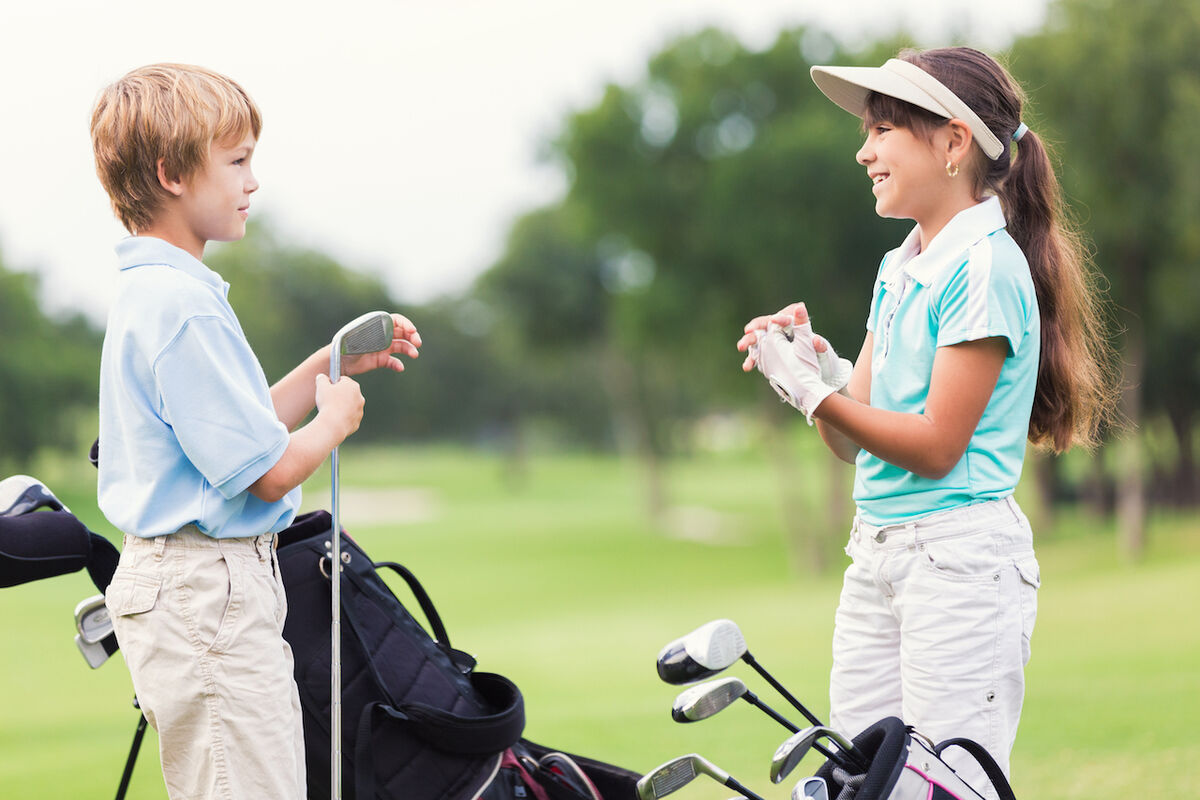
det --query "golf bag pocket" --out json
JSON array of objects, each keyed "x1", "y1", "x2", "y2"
[
  {"x1": 812, "y1": 716, "x2": 1017, "y2": 800},
  {"x1": 277, "y1": 511, "x2": 526, "y2": 800},
  {"x1": 479, "y1": 740, "x2": 639, "y2": 800}
]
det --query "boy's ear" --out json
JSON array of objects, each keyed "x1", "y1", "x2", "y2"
[{"x1": 156, "y1": 158, "x2": 185, "y2": 197}]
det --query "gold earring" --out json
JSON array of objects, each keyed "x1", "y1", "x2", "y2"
[{"x1": 946, "y1": 161, "x2": 960, "y2": 178}]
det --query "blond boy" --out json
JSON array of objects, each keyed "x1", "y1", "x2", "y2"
[{"x1": 91, "y1": 64, "x2": 420, "y2": 799}]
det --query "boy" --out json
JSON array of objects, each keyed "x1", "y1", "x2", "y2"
[{"x1": 90, "y1": 63, "x2": 421, "y2": 799}]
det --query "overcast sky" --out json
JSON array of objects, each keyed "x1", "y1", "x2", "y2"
[{"x1": 0, "y1": 0, "x2": 1047, "y2": 323}]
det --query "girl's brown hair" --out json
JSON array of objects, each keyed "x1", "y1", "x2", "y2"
[{"x1": 864, "y1": 47, "x2": 1118, "y2": 452}]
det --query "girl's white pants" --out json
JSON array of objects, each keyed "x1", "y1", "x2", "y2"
[{"x1": 829, "y1": 496, "x2": 1040, "y2": 799}]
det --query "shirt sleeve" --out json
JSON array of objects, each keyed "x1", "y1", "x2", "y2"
[
  {"x1": 153, "y1": 315, "x2": 290, "y2": 499},
  {"x1": 934, "y1": 240, "x2": 1032, "y2": 356}
]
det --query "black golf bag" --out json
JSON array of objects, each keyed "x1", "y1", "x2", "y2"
[
  {"x1": 810, "y1": 716, "x2": 1016, "y2": 800},
  {"x1": 276, "y1": 510, "x2": 641, "y2": 800}
]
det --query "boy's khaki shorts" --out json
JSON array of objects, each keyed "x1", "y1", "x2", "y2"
[{"x1": 106, "y1": 526, "x2": 306, "y2": 800}]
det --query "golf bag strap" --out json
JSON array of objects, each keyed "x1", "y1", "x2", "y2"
[
  {"x1": 372, "y1": 560, "x2": 451, "y2": 645},
  {"x1": 932, "y1": 738, "x2": 1018, "y2": 800},
  {"x1": 353, "y1": 673, "x2": 524, "y2": 798}
]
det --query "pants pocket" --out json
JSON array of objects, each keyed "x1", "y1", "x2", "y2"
[
  {"x1": 1014, "y1": 553, "x2": 1041, "y2": 664},
  {"x1": 181, "y1": 550, "x2": 242, "y2": 655}
]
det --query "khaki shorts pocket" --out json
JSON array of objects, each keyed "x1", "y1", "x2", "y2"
[{"x1": 106, "y1": 573, "x2": 162, "y2": 617}]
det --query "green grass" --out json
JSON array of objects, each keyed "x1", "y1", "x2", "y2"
[{"x1": 2, "y1": 442, "x2": 1197, "y2": 799}]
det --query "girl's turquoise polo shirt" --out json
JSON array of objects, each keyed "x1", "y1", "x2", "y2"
[
  {"x1": 853, "y1": 197, "x2": 1040, "y2": 525},
  {"x1": 98, "y1": 236, "x2": 299, "y2": 539}
]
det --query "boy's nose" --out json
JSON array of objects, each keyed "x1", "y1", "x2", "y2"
[
  {"x1": 246, "y1": 173, "x2": 259, "y2": 193},
  {"x1": 856, "y1": 142, "x2": 872, "y2": 165}
]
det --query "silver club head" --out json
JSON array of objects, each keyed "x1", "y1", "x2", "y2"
[
  {"x1": 656, "y1": 619, "x2": 748, "y2": 684},
  {"x1": 74, "y1": 594, "x2": 112, "y2": 644},
  {"x1": 637, "y1": 754, "x2": 730, "y2": 800},
  {"x1": 792, "y1": 776, "x2": 829, "y2": 800},
  {"x1": 771, "y1": 726, "x2": 856, "y2": 784},
  {"x1": 0, "y1": 474, "x2": 68, "y2": 516},
  {"x1": 672, "y1": 676, "x2": 748, "y2": 722},
  {"x1": 329, "y1": 311, "x2": 393, "y2": 377}
]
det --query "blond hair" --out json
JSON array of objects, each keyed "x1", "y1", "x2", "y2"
[{"x1": 90, "y1": 64, "x2": 262, "y2": 233}]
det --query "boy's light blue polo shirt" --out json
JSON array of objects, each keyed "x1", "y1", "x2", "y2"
[
  {"x1": 853, "y1": 197, "x2": 1040, "y2": 525},
  {"x1": 98, "y1": 236, "x2": 300, "y2": 539}
]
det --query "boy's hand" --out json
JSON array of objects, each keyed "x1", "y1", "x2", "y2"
[
  {"x1": 314, "y1": 373, "x2": 365, "y2": 440},
  {"x1": 341, "y1": 313, "x2": 422, "y2": 376}
]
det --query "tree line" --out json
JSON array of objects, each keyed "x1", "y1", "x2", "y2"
[{"x1": 2, "y1": 0, "x2": 1196, "y2": 559}]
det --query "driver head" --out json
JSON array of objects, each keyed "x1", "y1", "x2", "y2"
[{"x1": 656, "y1": 619, "x2": 747, "y2": 684}]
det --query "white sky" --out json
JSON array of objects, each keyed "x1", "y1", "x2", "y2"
[{"x1": 0, "y1": 0, "x2": 1047, "y2": 323}]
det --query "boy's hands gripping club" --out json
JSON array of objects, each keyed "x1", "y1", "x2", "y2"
[{"x1": 737, "y1": 303, "x2": 852, "y2": 423}]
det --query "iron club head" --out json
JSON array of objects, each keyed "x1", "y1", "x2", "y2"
[
  {"x1": 656, "y1": 619, "x2": 748, "y2": 685},
  {"x1": 671, "y1": 676, "x2": 748, "y2": 722},
  {"x1": 637, "y1": 753, "x2": 765, "y2": 800},
  {"x1": 792, "y1": 776, "x2": 830, "y2": 800},
  {"x1": 329, "y1": 311, "x2": 394, "y2": 378},
  {"x1": 771, "y1": 726, "x2": 859, "y2": 784}
]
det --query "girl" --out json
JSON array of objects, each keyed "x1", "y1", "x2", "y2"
[{"x1": 736, "y1": 47, "x2": 1115, "y2": 794}]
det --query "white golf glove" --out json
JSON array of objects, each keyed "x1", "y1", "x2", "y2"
[
  {"x1": 752, "y1": 322, "x2": 836, "y2": 424},
  {"x1": 814, "y1": 336, "x2": 853, "y2": 396}
]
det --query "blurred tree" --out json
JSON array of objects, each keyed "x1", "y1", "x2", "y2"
[
  {"x1": 1012, "y1": 0, "x2": 1200, "y2": 556},
  {"x1": 0, "y1": 254, "x2": 102, "y2": 469}
]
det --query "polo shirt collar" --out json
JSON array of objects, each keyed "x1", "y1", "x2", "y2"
[
  {"x1": 882, "y1": 196, "x2": 1007, "y2": 286},
  {"x1": 115, "y1": 236, "x2": 229, "y2": 295}
]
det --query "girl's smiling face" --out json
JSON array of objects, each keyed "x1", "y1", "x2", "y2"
[{"x1": 855, "y1": 120, "x2": 949, "y2": 225}]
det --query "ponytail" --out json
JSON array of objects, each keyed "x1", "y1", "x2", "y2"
[{"x1": 1000, "y1": 130, "x2": 1118, "y2": 451}]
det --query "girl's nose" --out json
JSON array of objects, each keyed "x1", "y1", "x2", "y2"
[{"x1": 856, "y1": 141, "x2": 872, "y2": 165}]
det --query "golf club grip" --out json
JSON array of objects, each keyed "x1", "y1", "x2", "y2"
[
  {"x1": 743, "y1": 653, "x2": 822, "y2": 726},
  {"x1": 724, "y1": 775, "x2": 768, "y2": 800}
]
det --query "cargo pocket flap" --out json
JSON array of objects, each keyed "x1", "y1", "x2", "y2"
[
  {"x1": 106, "y1": 575, "x2": 162, "y2": 616},
  {"x1": 1014, "y1": 555, "x2": 1041, "y2": 590}
]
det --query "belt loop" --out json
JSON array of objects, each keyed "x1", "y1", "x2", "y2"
[{"x1": 153, "y1": 535, "x2": 167, "y2": 560}]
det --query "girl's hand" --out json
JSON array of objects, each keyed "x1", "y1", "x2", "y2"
[
  {"x1": 737, "y1": 302, "x2": 810, "y2": 371},
  {"x1": 341, "y1": 313, "x2": 422, "y2": 376}
]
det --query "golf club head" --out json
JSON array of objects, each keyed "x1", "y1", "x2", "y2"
[
  {"x1": 0, "y1": 474, "x2": 67, "y2": 516},
  {"x1": 637, "y1": 754, "x2": 730, "y2": 800},
  {"x1": 74, "y1": 594, "x2": 112, "y2": 644},
  {"x1": 330, "y1": 311, "x2": 394, "y2": 377},
  {"x1": 792, "y1": 776, "x2": 829, "y2": 800},
  {"x1": 671, "y1": 676, "x2": 748, "y2": 722},
  {"x1": 656, "y1": 619, "x2": 747, "y2": 685},
  {"x1": 74, "y1": 594, "x2": 117, "y2": 669},
  {"x1": 771, "y1": 726, "x2": 851, "y2": 784}
]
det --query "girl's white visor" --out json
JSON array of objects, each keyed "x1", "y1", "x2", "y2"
[{"x1": 810, "y1": 58, "x2": 1004, "y2": 160}]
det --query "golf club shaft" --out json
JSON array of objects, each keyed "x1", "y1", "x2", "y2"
[
  {"x1": 724, "y1": 775, "x2": 769, "y2": 800},
  {"x1": 742, "y1": 694, "x2": 845, "y2": 767},
  {"x1": 743, "y1": 653, "x2": 822, "y2": 726},
  {"x1": 330, "y1": 349, "x2": 344, "y2": 800}
]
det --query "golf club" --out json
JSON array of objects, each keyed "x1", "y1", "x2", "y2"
[
  {"x1": 327, "y1": 310, "x2": 394, "y2": 800},
  {"x1": 0, "y1": 474, "x2": 68, "y2": 516},
  {"x1": 792, "y1": 776, "x2": 829, "y2": 800},
  {"x1": 657, "y1": 619, "x2": 822, "y2": 726},
  {"x1": 637, "y1": 753, "x2": 767, "y2": 800},
  {"x1": 771, "y1": 725, "x2": 868, "y2": 783},
  {"x1": 671, "y1": 677, "x2": 847, "y2": 766},
  {"x1": 73, "y1": 593, "x2": 118, "y2": 668}
]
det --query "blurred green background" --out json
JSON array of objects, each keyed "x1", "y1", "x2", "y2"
[{"x1": 2, "y1": 0, "x2": 1198, "y2": 797}]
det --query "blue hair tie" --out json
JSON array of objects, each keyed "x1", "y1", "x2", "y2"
[{"x1": 1012, "y1": 122, "x2": 1029, "y2": 143}]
